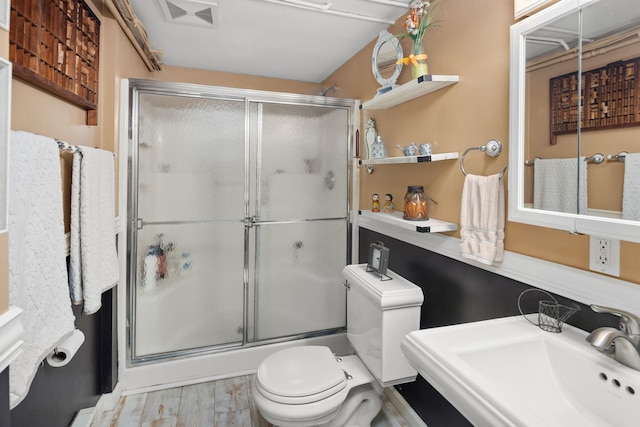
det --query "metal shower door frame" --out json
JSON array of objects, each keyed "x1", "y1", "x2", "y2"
[{"x1": 125, "y1": 79, "x2": 357, "y2": 366}]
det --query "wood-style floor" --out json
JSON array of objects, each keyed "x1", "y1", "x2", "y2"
[{"x1": 93, "y1": 374, "x2": 411, "y2": 427}]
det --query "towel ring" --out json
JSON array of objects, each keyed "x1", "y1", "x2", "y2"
[{"x1": 460, "y1": 139, "x2": 507, "y2": 179}]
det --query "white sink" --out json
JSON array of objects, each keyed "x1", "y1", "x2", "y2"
[{"x1": 401, "y1": 316, "x2": 640, "y2": 427}]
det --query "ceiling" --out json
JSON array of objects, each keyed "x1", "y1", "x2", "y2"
[{"x1": 127, "y1": 0, "x2": 410, "y2": 83}]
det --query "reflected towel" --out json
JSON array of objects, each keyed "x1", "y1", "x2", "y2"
[
  {"x1": 8, "y1": 131, "x2": 75, "y2": 408},
  {"x1": 69, "y1": 146, "x2": 119, "y2": 314},
  {"x1": 622, "y1": 153, "x2": 640, "y2": 221},
  {"x1": 533, "y1": 157, "x2": 587, "y2": 214},
  {"x1": 460, "y1": 173, "x2": 504, "y2": 265}
]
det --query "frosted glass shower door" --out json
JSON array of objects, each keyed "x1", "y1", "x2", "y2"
[
  {"x1": 252, "y1": 103, "x2": 349, "y2": 341},
  {"x1": 132, "y1": 93, "x2": 246, "y2": 358}
]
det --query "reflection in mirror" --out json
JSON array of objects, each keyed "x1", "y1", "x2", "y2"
[
  {"x1": 524, "y1": 8, "x2": 581, "y2": 215},
  {"x1": 509, "y1": 0, "x2": 640, "y2": 242},
  {"x1": 372, "y1": 30, "x2": 403, "y2": 95},
  {"x1": 579, "y1": 0, "x2": 640, "y2": 221},
  {"x1": 377, "y1": 41, "x2": 398, "y2": 79}
]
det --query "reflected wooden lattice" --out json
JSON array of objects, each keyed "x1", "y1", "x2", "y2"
[{"x1": 550, "y1": 56, "x2": 640, "y2": 144}]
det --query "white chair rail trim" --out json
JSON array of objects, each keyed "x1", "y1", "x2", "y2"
[
  {"x1": 0, "y1": 306, "x2": 24, "y2": 373},
  {"x1": 357, "y1": 216, "x2": 639, "y2": 316}
]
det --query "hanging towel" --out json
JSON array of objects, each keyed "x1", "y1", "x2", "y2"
[
  {"x1": 69, "y1": 146, "x2": 119, "y2": 314},
  {"x1": 460, "y1": 173, "x2": 505, "y2": 266},
  {"x1": 622, "y1": 153, "x2": 640, "y2": 221},
  {"x1": 533, "y1": 157, "x2": 587, "y2": 214},
  {"x1": 8, "y1": 131, "x2": 75, "y2": 408}
]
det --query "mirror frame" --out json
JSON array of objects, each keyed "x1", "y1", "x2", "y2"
[
  {"x1": 371, "y1": 30, "x2": 403, "y2": 94},
  {"x1": 508, "y1": 0, "x2": 640, "y2": 243},
  {"x1": 0, "y1": 58, "x2": 10, "y2": 234},
  {"x1": 0, "y1": 0, "x2": 7, "y2": 31}
]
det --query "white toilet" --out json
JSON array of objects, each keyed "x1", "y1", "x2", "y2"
[{"x1": 252, "y1": 264, "x2": 424, "y2": 427}]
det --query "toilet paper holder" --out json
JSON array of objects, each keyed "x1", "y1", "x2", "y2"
[{"x1": 46, "y1": 329, "x2": 85, "y2": 367}]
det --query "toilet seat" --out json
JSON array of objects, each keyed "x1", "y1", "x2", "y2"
[{"x1": 256, "y1": 346, "x2": 347, "y2": 405}]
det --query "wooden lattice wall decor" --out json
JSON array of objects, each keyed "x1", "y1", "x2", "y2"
[
  {"x1": 549, "y1": 56, "x2": 640, "y2": 144},
  {"x1": 9, "y1": 0, "x2": 100, "y2": 125}
]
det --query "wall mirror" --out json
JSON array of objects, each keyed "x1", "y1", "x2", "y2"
[
  {"x1": 371, "y1": 30, "x2": 403, "y2": 95},
  {"x1": 509, "y1": 0, "x2": 640, "y2": 242}
]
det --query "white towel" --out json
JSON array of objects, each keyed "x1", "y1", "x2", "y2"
[
  {"x1": 533, "y1": 157, "x2": 587, "y2": 214},
  {"x1": 460, "y1": 173, "x2": 504, "y2": 265},
  {"x1": 622, "y1": 153, "x2": 640, "y2": 221},
  {"x1": 69, "y1": 146, "x2": 119, "y2": 314},
  {"x1": 8, "y1": 131, "x2": 75, "y2": 408}
]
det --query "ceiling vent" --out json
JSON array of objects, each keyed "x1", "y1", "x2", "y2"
[{"x1": 158, "y1": 0, "x2": 219, "y2": 28}]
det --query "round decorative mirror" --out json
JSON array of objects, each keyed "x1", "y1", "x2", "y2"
[{"x1": 372, "y1": 30, "x2": 403, "y2": 95}]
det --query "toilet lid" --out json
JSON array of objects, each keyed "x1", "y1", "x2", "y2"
[{"x1": 256, "y1": 346, "x2": 347, "y2": 404}]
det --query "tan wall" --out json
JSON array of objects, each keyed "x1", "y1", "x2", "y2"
[
  {"x1": 0, "y1": 28, "x2": 7, "y2": 57},
  {"x1": 324, "y1": 0, "x2": 640, "y2": 284},
  {"x1": 152, "y1": 66, "x2": 320, "y2": 95}
]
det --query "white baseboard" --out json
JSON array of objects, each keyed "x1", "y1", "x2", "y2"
[
  {"x1": 70, "y1": 408, "x2": 96, "y2": 427},
  {"x1": 91, "y1": 381, "x2": 123, "y2": 422},
  {"x1": 384, "y1": 386, "x2": 427, "y2": 427}
]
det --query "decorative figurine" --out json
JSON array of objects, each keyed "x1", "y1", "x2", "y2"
[
  {"x1": 372, "y1": 193, "x2": 381, "y2": 212},
  {"x1": 365, "y1": 118, "x2": 377, "y2": 160},
  {"x1": 384, "y1": 194, "x2": 394, "y2": 213}
]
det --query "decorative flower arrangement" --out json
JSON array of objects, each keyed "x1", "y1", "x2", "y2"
[{"x1": 396, "y1": 0, "x2": 442, "y2": 78}]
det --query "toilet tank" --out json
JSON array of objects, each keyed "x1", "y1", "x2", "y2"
[{"x1": 343, "y1": 264, "x2": 424, "y2": 387}]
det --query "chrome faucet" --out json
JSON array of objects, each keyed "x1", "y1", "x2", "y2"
[{"x1": 586, "y1": 305, "x2": 640, "y2": 371}]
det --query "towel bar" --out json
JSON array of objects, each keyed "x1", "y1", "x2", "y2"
[
  {"x1": 525, "y1": 153, "x2": 605, "y2": 165},
  {"x1": 56, "y1": 140, "x2": 79, "y2": 154},
  {"x1": 607, "y1": 151, "x2": 628, "y2": 162},
  {"x1": 57, "y1": 139, "x2": 116, "y2": 157},
  {"x1": 460, "y1": 139, "x2": 507, "y2": 179},
  {"x1": 585, "y1": 153, "x2": 605, "y2": 164}
]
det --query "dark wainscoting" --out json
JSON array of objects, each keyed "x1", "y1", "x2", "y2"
[
  {"x1": 9, "y1": 289, "x2": 116, "y2": 427},
  {"x1": 359, "y1": 228, "x2": 618, "y2": 426},
  {"x1": 0, "y1": 370, "x2": 9, "y2": 427}
]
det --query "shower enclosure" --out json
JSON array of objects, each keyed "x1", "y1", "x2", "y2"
[{"x1": 126, "y1": 80, "x2": 354, "y2": 365}]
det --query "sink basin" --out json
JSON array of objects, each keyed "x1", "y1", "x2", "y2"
[{"x1": 401, "y1": 316, "x2": 640, "y2": 427}]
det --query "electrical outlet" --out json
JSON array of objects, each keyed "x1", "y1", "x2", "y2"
[{"x1": 589, "y1": 235, "x2": 620, "y2": 276}]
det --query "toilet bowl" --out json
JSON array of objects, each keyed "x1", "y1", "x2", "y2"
[
  {"x1": 252, "y1": 264, "x2": 423, "y2": 427},
  {"x1": 252, "y1": 347, "x2": 380, "y2": 427}
]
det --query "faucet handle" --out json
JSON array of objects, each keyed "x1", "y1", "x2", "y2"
[{"x1": 591, "y1": 305, "x2": 640, "y2": 335}]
